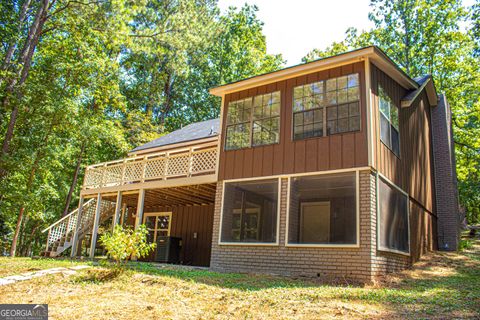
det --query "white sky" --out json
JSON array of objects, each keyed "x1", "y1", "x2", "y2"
[{"x1": 217, "y1": 0, "x2": 476, "y2": 66}]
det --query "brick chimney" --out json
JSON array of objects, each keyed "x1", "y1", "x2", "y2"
[{"x1": 431, "y1": 94, "x2": 460, "y2": 251}]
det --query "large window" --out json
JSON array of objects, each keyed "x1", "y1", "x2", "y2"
[
  {"x1": 225, "y1": 92, "x2": 280, "y2": 150},
  {"x1": 220, "y1": 179, "x2": 279, "y2": 243},
  {"x1": 379, "y1": 85, "x2": 400, "y2": 156},
  {"x1": 287, "y1": 172, "x2": 357, "y2": 245},
  {"x1": 293, "y1": 74, "x2": 360, "y2": 140},
  {"x1": 378, "y1": 177, "x2": 409, "y2": 254}
]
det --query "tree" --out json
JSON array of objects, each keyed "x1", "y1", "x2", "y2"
[{"x1": 303, "y1": 0, "x2": 480, "y2": 224}]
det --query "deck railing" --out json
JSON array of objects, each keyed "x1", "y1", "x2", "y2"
[{"x1": 82, "y1": 146, "x2": 218, "y2": 190}]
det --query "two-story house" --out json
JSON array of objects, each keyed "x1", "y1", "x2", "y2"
[{"x1": 43, "y1": 46, "x2": 460, "y2": 282}]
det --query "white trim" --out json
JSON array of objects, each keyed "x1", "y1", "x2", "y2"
[
  {"x1": 365, "y1": 58, "x2": 374, "y2": 168},
  {"x1": 142, "y1": 212, "x2": 173, "y2": 241},
  {"x1": 376, "y1": 171, "x2": 411, "y2": 256},
  {"x1": 215, "y1": 94, "x2": 225, "y2": 181},
  {"x1": 284, "y1": 168, "x2": 361, "y2": 248},
  {"x1": 218, "y1": 177, "x2": 281, "y2": 246},
  {"x1": 222, "y1": 166, "x2": 371, "y2": 184}
]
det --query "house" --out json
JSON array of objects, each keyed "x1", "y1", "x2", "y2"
[{"x1": 43, "y1": 46, "x2": 460, "y2": 282}]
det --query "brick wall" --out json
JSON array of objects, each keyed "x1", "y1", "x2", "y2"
[
  {"x1": 210, "y1": 170, "x2": 377, "y2": 283},
  {"x1": 431, "y1": 94, "x2": 460, "y2": 250}
]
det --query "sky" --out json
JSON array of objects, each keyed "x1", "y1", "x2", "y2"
[{"x1": 217, "y1": 0, "x2": 476, "y2": 66}]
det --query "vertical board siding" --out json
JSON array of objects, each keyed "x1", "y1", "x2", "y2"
[
  {"x1": 371, "y1": 64, "x2": 435, "y2": 214},
  {"x1": 145, "y1": 204, "x2": 214, "y2": 267},
  {"x1": 219, "y1": 62, "x2": 368, "y2": 180}
]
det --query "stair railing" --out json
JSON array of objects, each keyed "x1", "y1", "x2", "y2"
[{"x1": 42, "y1": 199, "x2": 94, "y2": 252}]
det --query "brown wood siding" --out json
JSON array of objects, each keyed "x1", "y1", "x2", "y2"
[
  {"x1": 145, "y1": 204, "x2": 214, "y2": 267},
  {"x1": 371, "y1": 64, "x2": 435, "y2": 214},
  {"x1": 219, "y1": 62, "x2": 368, "y2": 180}
]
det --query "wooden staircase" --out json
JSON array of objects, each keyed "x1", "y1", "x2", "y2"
[{"x1": 42, "y1": 199, "x2": 115, "y2": 257}]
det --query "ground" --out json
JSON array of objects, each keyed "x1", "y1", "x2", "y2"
[{"x1": 0, "y1": 240, "x2": 479, "y2": 320}]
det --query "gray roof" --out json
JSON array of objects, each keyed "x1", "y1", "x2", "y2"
[
  {"x1": 131, "y1": 118, "x2": 220, "y2": 153},
  {"x1": 402, "y1": 75, "x2": 432, "y2": 103}
]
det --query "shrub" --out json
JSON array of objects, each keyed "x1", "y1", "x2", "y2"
[
  {"x1": 100, "y1": 224, "x2": 156, "y2": 267},
  {"x1": 459, "y1": 239, "x2": 474, "y2": 251}
]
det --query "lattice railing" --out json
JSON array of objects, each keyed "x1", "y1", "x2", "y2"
[
  {"x1": 82, "y1": 146, "x2": 218, "y2": 190},
  {"x1": 42, "y1": 198, "x2": 116, "y2": 252}
]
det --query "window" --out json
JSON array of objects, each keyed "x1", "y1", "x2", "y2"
[
  {"x1": 379, "y1": 85, "x2": 400, "y2": 156},
  {"x1": 225, "y1": 92, "x2": 280, "y2": 150},
  {"x1": 293, "y1": 74, "x2": 360, "y2": 140},
  {"x1": 378, "y1": 177, "x2": 409, "y2": 254},
  {"x1": 221, "y1": 179, "x2": 279, "y2": 243},
  {"x1": 287, "y1": 172, "x2": 357, "y2": 245}
]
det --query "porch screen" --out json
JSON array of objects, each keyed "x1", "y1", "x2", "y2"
[
  {"x1": 287, "y1": 172, "x2": 357, "y2": 245},
  {"x1": 378, "y1": 177, "x2": 409, "y2": 253},
  {"x1": 221, "y1": 179, "x2": 279, "y2": 243}
]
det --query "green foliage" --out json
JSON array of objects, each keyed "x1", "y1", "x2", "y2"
[
  {"x1": 459, "y1": 238, "x2": 474, "y2": 251},
  {"x1": 0, "y1": 1, "x2": 281, "y2": 256},
  {"x1": 100, "y1": 225, "x2": 156, "y2": 267},
  {"x1": 303, "y1": 0, "x2": 480, "y2": 224}
]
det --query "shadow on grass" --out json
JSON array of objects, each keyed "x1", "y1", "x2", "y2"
[
  {"x1": 71, "y1": 268, "x2": 122, "y2": 285},
  {"x1": 118, "y1": 240, "x2": 480, "y2": 318}
]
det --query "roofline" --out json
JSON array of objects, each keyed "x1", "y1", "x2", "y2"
[
  {"x1": 209, "y1": 46, "x2": 418, "y2": 96},
  {"x1": 128, "y1": 136, "x2": 219, "y2": 156},
  {"x1": 401, "y1": 76, "x2": 438, "y2": 108}
]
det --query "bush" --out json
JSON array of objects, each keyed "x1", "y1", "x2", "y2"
[
  {"x1": 459, "y1": 239, "x2": 474, "y2": 251},
  {"x1": 100, "y1": 224, "x2": 156, "y2": 267}
]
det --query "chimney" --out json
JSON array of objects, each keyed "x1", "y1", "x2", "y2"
[{"x1": 431, "y1": 94, "x2": 460, "y2": 251}]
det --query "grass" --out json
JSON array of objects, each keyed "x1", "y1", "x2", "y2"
[
  {"x1": 0, "y1": 240, "x2": 479, "y2": 319},
  {"x1": 0, "y1": 257, "x2": 92, "y2": 277}
]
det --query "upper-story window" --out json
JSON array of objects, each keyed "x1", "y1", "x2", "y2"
[
  {"x1": 379, "y1": 85, "x2": 400, "y2": 157},
  {"x1": 293, "y1": 73, "x2": 360, "y2": 140},
  {"x1": 225, "y1": 91, "x2": 280, "y2": 150}
]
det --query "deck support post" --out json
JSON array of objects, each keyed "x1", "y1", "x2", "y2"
[
  {"x1": 134, "y1": 189, "x2": 145, "y2": 230},
  {"x1": 70, "y1": 196, "x2": 85, "y2": 258},
  {"x1": 89, "y1": 193, "x2": 102, "y2": 258},
  {"x1": 112, "y1": 191, "x2": 122, "y2": 231}
]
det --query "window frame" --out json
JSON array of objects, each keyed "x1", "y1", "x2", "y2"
[
  {"x1": 291, "y1": 73, "x2": 361, "y2": 141},
  {"x1": 225, "y1": 91, "x2": 281, "y2": 151},
  {"x1": 285, "y1": 169, "x2": 361, "y2": 248},
  {"x1": 376, "y1": 172, "x2": 411, "y2": 256},
  {"x1": 218, "y1": 177, "x2": 282, "y2": 246},
  {"x1": 378, "y1": 85, "x2": 401, "y2": 158}
]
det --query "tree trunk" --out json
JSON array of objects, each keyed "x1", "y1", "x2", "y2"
[
  {"x1": 10, "y1": 207, "x2": 25, "y2": 257},
  {"x1": 62, "y1": 141, "x2": 86, "y2": 217},
  {"x1": 0, "y1": 0, "x2": 50, "y2": 180},
  {"x1": 0, "y1": 0, "x2": 32, "y2": 79},
  {"x1": 9, "y1": 124, "x2": 52, "y2": 257}
]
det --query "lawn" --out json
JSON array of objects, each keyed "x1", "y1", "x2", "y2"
[{"x1": 0, "y1": 240, "x2": 479, "y2": 319}]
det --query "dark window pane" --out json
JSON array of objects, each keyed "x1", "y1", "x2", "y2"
[
  {"x1": 304, "y1": 110, "x2": 314, "y2": 124},
  {"x1": 337, "y1": 118, "x2": 348, "y2": 133},
  {"x1": 338, "y1": 104, "x2": 349, "y2": 119},
  {"x1": 378, "y1": 178, "x2": 409, "y2": 253},
  {"x1": 391, "y1": 126, "x2": 400, "y2": 156},
  {"x1": 314, "y1": 109, "x2": 323, "y2": 122},
  {"x1": 313, "y1": 122, "x2": 323, "y2": 137},
  {"x1": 294, "y1": 126, "x2": 304, "y2": 140},
  {"x1": 304, "y1": 124, "x2": 314, "y2": 138},
  {"x1": 327, "y1": 106, "x2": 337, "y2": 121},
  {"x1": 288, "y1": 173, "x2": 357, "y2": 244},
  {"x1": 221, "y1": 179, "x2": 279, "y2": 243},
  {"x1": 328, "y1": 120, "x2": 337, "y2": 135},
  {"x1": 294, "y1": 112, "x2": 303, "y2": 127},
  {"x1": 349, "y1": 116, "x2": 360, "y2": 131},
  {"x1": 380, "y1": 113, "x2": 391, "y2": 148}
]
